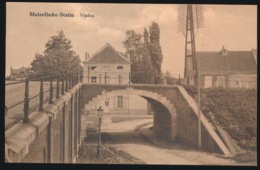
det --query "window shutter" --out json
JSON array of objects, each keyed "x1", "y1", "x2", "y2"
[{"x1": 114, "y1": 96, "x2": 117, "y2": 109}]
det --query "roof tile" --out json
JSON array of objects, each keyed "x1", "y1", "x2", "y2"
[{"x1": 197, "y1": 50, "x2": 257, "y2": 74}]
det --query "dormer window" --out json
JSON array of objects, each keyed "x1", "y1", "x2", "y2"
[
  {"x1": 117, "y1": 66, "x2": 123, "y2": 70},
  {"x1": 90, "y1": 66, "x2": 97, "y2": 70}
]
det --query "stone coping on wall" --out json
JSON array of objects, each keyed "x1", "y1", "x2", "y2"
[
  {"x1": 82, "y1": 82, "x2": 180, "y2": 89},
  {"x1": 5, "y1": 83, "x2": 81, "y2": 162},
  {"x1": 177, "y1": 86, "x2": 231, "y2": 155}
]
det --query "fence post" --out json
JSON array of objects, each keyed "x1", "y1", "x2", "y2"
[
  {"x1": 68, "y1": 73, "x2": 70, "y2": 89},
  {"x1": 62, "y1": 74, "x2": 64, "y2": 95},
  {"x1": 70, "y1": 72, "x2": 73, "y2": 88},
  {"x1": 105, "y1": 72, "x2": 107, "y2": 83},
  {"x1": 72, "y1": 72, "x2": 74, "y2": 86},
  {"x1": 39, "y1": 77, "x2": 44, "y2": 112},
  {"x1": 49, "y1": 76, "x2": 53, "y2": 104},
  {"x1": 23, "y1": 79, "x2": 29, "y2": 123},
  {"x1": 69, "y1": 73, "x2": 72, "y2": 89},
  {"x1": 81, "y1": 70, "x2": 83, "y2": 82},
  {"x1": 70, "y1": 73, "x2": 73, "y2": 88},
  {"x1": 78, "y1": 71, "x2": 80, "y2": 83},
  {"x1": 74, "y1": 72, "x2": 76, "y2": 86},
  {"x1": 56, "y1": 75, "x2": 60, "y2": 99},
  {"x1": 75, "y1": 72, "x2": 77, "y2": 84},
  {"x1": 65, "y1": 74, "x2": 68, "y2": 91},
  {"x1": 129, "y1": 72, "x2": 131, "y2": 84},
  {"x1": 48, "y1": 116, "x2": 53, "y2": 163},
  {"x1": 76, "y1": 71, "x2": 78, "y2": 84}
]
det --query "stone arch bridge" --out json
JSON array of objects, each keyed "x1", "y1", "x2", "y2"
[
  {"x1": 81, "y1": 83, "x2": 230, "y2": 155},
  {"x1": 5, "y1": 82, "x2": 230, "y2": 163}
]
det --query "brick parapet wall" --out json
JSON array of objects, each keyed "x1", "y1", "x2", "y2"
[{"x1": 5, "y1": 83, "x2": 82, "y2": 163}]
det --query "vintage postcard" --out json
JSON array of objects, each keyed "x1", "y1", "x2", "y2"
[{"x1": 5, "y1": 2, "x2": 257, "y2": 166}]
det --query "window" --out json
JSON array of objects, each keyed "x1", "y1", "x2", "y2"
[
  {"x1": 218, "y1": 76, "x2": 225, "y2": 87},
  {"x1": 90, "y1": 66, "x2": 97, "y2": 70},
  {"x1": 91, "y1": 76, "x2": 97, "y2": 83},
  {"x1": 117, "y1": 66, "x2": 123, "y2": 70},
  {"x1": 216, "y1": 76, "x2": 225, "y2": 87},
  {"x1": 235, "y1": 78, "x2": 241, "y2": 87},
  {"x1": 204, "y1": 76, "x2": 213, "y2": 88},
  {"x1": 105, "y1": 101, "x2": 109, "y2": 106},
  {"x1": 117, "y1": 96, "x2": 123, "y2": 109}
]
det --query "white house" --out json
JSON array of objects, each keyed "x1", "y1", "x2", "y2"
[{"x1": 83, "y1": 43, "x2": 150, "y2": 115}]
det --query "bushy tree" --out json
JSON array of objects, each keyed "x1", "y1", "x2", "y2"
[
  {"x1": 30, "y1": 31, "x2": 82, "y2": 77},
  {"x1": 164, "y1": 71, "x2": 177, "y2": 85},
  {"x1": 122, "y1": 30, "x2": 143, "y2": 63},
  {"x1": 122, "y1": 22, "x2": 164, "y2": 84},
  {"x1": 123, "y1": 28, "x2": 155, "y2": 84}
]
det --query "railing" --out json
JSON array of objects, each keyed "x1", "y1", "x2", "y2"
[
  {"x1": 83, "y1": 71, "x2": 182, "y2": 85},
  {"x1": 5, "y1": 71, "x2": 83, "y2": 128}
]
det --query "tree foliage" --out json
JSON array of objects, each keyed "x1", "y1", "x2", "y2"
[
  {"x1": 122, "y1": 30, "x2": 143, "y2": 63},
  {"x1": 123, "y1": 23, "x2": 164, "y2": 84},
  {"x1": 30, "y1": 31, "x2": 82, "y2": 77},
  {"x1": 149, "y1": 22, "x2": 163, "y2": 84},
  {"x1": 164, "y1": 71, "x2": 177, "y2": 85}
]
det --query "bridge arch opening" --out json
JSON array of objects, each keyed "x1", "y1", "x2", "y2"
[{"x1": 83, "y1": 89, "x2": 177, "y2": 141}]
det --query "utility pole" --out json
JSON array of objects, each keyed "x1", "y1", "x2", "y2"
[
  {"x1": 197, "y1": 53, "x2": 202, "y2": 149},
  {"x1": 178, "y1": 4, "x2": 204, "y2": 86},
  {"x1": 178, "y1": 4, "x2": 204, "y2": 149}
]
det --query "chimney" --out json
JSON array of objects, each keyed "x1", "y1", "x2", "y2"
[
  {"x1": 220, "y1": 46, "x2": 228, "y2": 56},
  {"x1": 85, "y1": 52, "x2": 89, "y2": 60}
]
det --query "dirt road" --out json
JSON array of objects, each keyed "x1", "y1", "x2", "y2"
[{"x1": 86, "y1": 115, "x2": 256, "y2": 165}]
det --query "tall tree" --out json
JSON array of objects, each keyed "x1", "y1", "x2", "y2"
[
  {"x1": 31, "y1": 31, "x2": 82, "y2": 77},
  {"x1": 149, "y1": 22, "x2": 163, "y2": 84},
  {"x1": 143, "y1": 28, "x2": 149, "y2": 43},
  {"x1": 141, "y1": 28, "x2": 155, "y2": 84}
]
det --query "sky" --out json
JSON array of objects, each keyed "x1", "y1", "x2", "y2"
[{"x1": 6, "y1": 3, "x2": 257, "y2": 77}]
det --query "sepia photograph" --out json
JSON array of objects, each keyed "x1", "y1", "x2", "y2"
[{"x1": 5, "y1": 2, "x2": 257, "y2": 166}]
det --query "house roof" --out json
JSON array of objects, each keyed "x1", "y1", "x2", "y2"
[
  {"x1": 10, "y1": 67, "x2": 28, "y2": 77},
  {"x1": 196, "y1": 49, "x2": 257, "y2": 74},
  {"x1": 84, "y1": 43, "x2": 130, "y2": 64},
  {"x1": 11, "y1": 69, "x2": 21, "y2": 75},
  {"x1": 196, "y1": 52, "x2": 229, "y2": 74}
]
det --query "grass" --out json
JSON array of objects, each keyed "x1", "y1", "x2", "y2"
[
  {"x1": 182, "y1": 85, "x2": 257, "y2": 162},
  {"x1": 77, "y1": 144, "x2": 145, "y2": 164}
]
